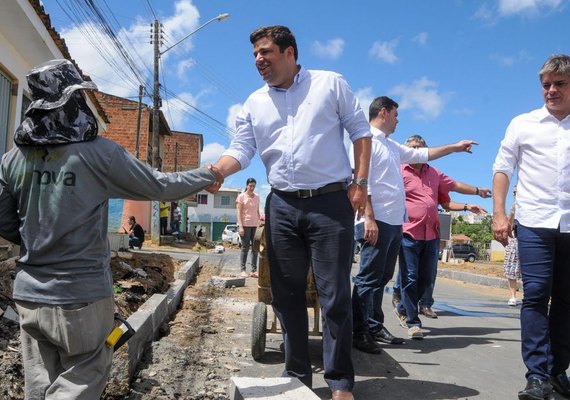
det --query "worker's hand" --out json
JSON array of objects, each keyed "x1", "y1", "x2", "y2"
[
  {"x1": 492, "y1": 213, "x2": 512, "y2": 246},
  {"x1": 205, "y1": 164, "x2": 224, "y2": 193}
]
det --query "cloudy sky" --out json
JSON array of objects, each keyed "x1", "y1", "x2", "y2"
[{"x1": 41, "y1": 0, "x2": 568, "y2": 207}]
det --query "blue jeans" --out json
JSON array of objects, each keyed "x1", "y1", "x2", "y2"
[
  {"x1": 352, "y1": 220, "x2": 402, "y2": 335},
  {"x1": 516, "y1": 221, "x2": 570, "y2": 380},
  {"x1": 396, "y1": 235, "x2": 439, "y2": 327},
  {"x1": 394, "y1": 266, "x2": 436, "y2": 308},
  {"x1": 265, "y1": 190, "x2": 354, "y2": 391}
]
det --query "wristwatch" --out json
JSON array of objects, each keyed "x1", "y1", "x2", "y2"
[{"x1": 352, "y1": 178, "x2": 368, "y2": 187}]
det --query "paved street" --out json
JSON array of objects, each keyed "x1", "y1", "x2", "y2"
[{"x1": 140, "y1": 247, "x2": 557, "y2": 399}]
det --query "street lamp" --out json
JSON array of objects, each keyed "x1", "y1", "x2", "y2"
[
  {"x1": 160, "y1": 13, "x2": 230, "y2": 56},
  {"x1": 151, "y1": 12, "x2": 230, "y2": 170}
]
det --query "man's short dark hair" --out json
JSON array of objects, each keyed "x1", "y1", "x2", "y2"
[
  {"x1": 250, "y1": 25, "x2": 298, "y2": 61},
  {"x1": 369, "y1": 96, "x2": 399, "y2": 121},
  {"x1": 128, "y1": 216, "x2": 136, "y2": 222}
]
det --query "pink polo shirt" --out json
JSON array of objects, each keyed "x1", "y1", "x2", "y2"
[
  {"x1": 236, "y1": 192, "x2": 260, "y2": 227},
  {"x1": 401, "y1": 164, "x2": 456, "y2": 240}
]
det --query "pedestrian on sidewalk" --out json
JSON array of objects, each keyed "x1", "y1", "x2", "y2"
[
  {"x1": 503, "y1": 186, "x2": 521, "y2": 307},
  {"x1": 211, "y1": 25, "x2": 372, "y2": 400},
  {"x1": 0, "y1": 59, "x2": 223, "y2": 400},
  {"x1": 390, "y1": 134, "x2": 490, "y2": 339},
  {"x1": 351, "y1": 96, "x2": 477, "y2": 353},
  {"x1": 493, "y1": 54, "x2": 570, "y2": 400},
  {"x1": 124, "y1": 215, "x2": 145, "y2": 249},
  {"x1": 236, "y1": 177, "x2": 260, "y2": 278}
]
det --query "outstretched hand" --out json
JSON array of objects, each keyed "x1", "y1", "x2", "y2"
[
  {"x1": 454, "y1": 140, "x2": 479, "y2": 154},
  {"x1": 478, "y1": 187, "x2": 492, "y2": 198}
]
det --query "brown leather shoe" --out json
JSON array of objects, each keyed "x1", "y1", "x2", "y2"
[{"x1": 332, "y1": 389, "x2": 354, "y2": 400}]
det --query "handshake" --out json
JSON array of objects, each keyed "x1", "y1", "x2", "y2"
[{"x1": 205, "y1": 164, "x2": 225, "y2": 193}]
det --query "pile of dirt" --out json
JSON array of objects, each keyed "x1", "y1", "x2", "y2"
[
  {"x1": 439, "y1": 260, "x2": 505, "y2": 279},
  {"x1": 0, "y1": 251, "x2": 183, "y2": 400}
]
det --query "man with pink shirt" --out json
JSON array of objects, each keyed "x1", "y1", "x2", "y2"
[{"x1": 394, "y1": 135, "x2": 490, "y2": 339}]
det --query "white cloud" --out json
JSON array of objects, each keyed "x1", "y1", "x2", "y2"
[
  {"x1": 60, "y1": 0, "x2": 202, "y2": 99},
  {"x1": 498, "y1": 0, "x2": 562, "y2": 16},
  {"x1": 176, "y1": 59, "x2": 196, "y2": 79},
  {"x1": 226, "y1": 103, "x2": 242, "y2": 134},
  {"x1": 388, "y1": 77, "x2": 452, "y2": 120},
  {"x1": 412, "y1": 32, "x2": 428, "y2": 46},
  {"x1": 201, "y1": 142, "x2": 227, "y2": 164},
  {"x1": 368, "y1": 39, "x2": 399, "y2": 64},
  {"x1": 476, "y1": 0, "x2": 562, "y2": 21},
  {"x1": 311, "y1": 38, "x2": 345, "y2": 59},
  {"x1": 490, "y1": 50, "x2": 532, "y2": 67},
  {"x1": 355, "y1": 87, "x2": 375, "y2": 119}
]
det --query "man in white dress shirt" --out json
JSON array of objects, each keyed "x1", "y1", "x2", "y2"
[
  {"x1": 212, "y1": 25, "x2": 371, "y2": 400},
  {"x1": 493, "y1": 54, "x2": 570, "y2": 400},
  {"x1": 352, "y1": 96, "x2": 477, "y2": 352}
]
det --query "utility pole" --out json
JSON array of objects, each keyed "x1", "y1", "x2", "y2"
[
  {"x1": 174, "y1": 142, "x2": 179, "y2": 172},
  {"x1": 152, "y1": 19, "x2": 161, "y2": 170},
  {"x1": 135, "y1": 85, "x2": 143, "y2": 160}
]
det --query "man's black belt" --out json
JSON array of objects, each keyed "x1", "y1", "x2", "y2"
[{"x1": 271, "y1": 182, "x2": 346, "y2": 199}]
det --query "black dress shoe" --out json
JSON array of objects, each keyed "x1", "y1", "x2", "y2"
[
  {"x1": 371, "y1": 327, "x2": 405, "y2": 345},
  {"x1": 352, "y1": 332, "x2": 382, "y2": 354},
  {"x1": 518, "y1": 377, "x2": 553, "y2": 400},
  {"x1": 550, "y1": 373, "x2": 570, "y2": 398}
]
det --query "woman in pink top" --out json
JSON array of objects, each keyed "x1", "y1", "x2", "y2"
[{"x1": 236, "y1": 178, "x2": 261, "y2": 277}]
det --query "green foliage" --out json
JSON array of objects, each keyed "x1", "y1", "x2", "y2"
[
  {"x1": 113, "y1": 284, "x2": 123, "y2": 294},
  {"x1": 452, "y1": 215, "x2": 493, "y2": 245}
]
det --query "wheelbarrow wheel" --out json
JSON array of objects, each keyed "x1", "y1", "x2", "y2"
[{"x1": 251, "y1": 302, "x2": 267, "y2": 360}]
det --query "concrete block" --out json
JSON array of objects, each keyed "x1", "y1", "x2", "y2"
[
  {"x1": 138, "y1": 294, "x2": 168, "y2": 335},
  {"x1": 210, "y1": 276, "x2": 246, "y2": 288},
  {"x1": 229, "y1": 377, "x2": 320, "y2": 400},
  {"x1": 175, "y1": 256, "x2": 199, "y2": 284},
  {"x1": 166, "y1": 279, "x2": 187, "y2": 315},
  {"x1": 125, "y1": 309, "x2": 153, "y2": 377}
]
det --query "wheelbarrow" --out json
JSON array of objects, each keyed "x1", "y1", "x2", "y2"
[{"x1": 250, "y1": 223, "x2": 321, "y2": 360}]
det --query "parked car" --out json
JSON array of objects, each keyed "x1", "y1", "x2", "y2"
[
  {"x1": 446, "y1": 243, "x2": 478, "y2": 262},
  {"x1": 221, "y1": 224, "x2": 241, "y2": 246}
]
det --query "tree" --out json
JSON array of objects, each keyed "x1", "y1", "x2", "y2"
[{"x1": 452, "y1": 215, "x2": 493, "y2": 245}]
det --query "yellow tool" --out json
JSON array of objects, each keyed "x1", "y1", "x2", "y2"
[{"x1": 105, "y1": 313, "x2": 136, "y2": 351}]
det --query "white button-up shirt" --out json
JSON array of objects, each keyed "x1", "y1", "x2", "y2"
[
  {"x1": 493, "y1": 106, "x2": 570, "y2": 231},
  {"x1": 368, "y1": 127, "x2": 428, "y2": 225},
  {"x1": 223, "y1": 67, "x2": 371, "y2": 191}
]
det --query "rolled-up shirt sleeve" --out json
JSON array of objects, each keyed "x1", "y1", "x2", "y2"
[
  {"x1": 337, "y1": 75, "x2": 372, "y2": 142},
  {"x1": 222, "y1": 104, "x2": 257, "y2": 170},
  {"x1": 493, "y1": 120, "x2": 519, "y2": 180}
]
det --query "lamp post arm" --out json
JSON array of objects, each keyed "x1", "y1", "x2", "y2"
[{"x1": 160, "y1": 13, "x2": 230, "y2": 56}]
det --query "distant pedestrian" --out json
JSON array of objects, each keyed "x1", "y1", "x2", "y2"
[
  {"x1": 124, "y1": 215, "x2": 145, "y2": 249},
  {"x1": 171, "y1": 202, "x2": 182, "y2": 242},
  {"x1": 0, "y1": 59, "x2": 223, "y2": 400},
  {"x1": 159, "y1": 201, "x2": 170, "y2": 235},
  {"x1": 503, "y1": 186, "x2": 521, "y2": 307},
  {"x1": 493, "y1": 54, "x2": 570, "y2": 400},
  {"x1": 236, "y1": 178, "x2": 260, "y2": 278}
]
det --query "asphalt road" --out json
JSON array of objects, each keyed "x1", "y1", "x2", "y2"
[{"x1": 138, "y1": 247, "x2": 559, "y2": 400}]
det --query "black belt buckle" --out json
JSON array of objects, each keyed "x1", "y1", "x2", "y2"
[{"x1": 298, "y1": 189, "x2": 314, "y2": 199}]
